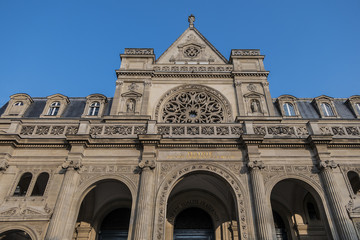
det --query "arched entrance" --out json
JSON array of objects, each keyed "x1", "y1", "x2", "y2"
[
  {"x1": 73, "y1": 179, "x2": 132, "y2": 240},
  {"x1": 0, "y1": 230, "x2": 32, "y2": 240},
  {"x1": 166, "y1": 171, "x2": 240, "y2": 240},
  {"x1": 173, "y1": 207, "x2": 215, "y2": 240},
  {"x1": 270, "y1": 179, "x2": 329, "y2": 240}
]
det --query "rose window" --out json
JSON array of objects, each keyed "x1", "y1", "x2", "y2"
[{"x1": 161, "y1": 90, "x2": 225, "y2": 123}]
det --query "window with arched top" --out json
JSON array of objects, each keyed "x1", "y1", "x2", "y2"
[
  {"x1": 347, "y1": 171, "x2": 360, "y2": 195},
  {"x1": 13, "y1": 172, "x2": 33, "y2": 196},
  {"x1": 14, "y1": 101, "x2": 24, "y2": 106},
  {"x1": 283, "y1": 102, "x2": 296, "y2": 116},
  {"x1": 31, "y1": 172, "x2": 50, "y2": 196},
  {"x1": 88, "y1": 101, "x2": 100, "y2": 116},
  {"x1": 320, "y1": 103, "x2": 335, "y2": 117},
  {"x1": 47, "y1": 101, "x2": 61, "y2": 116}
]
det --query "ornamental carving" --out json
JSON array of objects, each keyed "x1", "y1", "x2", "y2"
[
  {"x1": 51, "y1": 126, "x2": 65, "y2": 135},
  {"x1": 332, "y1": 127, "x2": 345, "y2": 135},
  {"x1": 66, "y1": 126, "x2": 79, "y2": 135},
  {"x1": 156, "y1": 85, "x2": 232, "y2": 123},
  {"x1": 35, "y1": 126, "x2": 50, "y2": 135},
  {"x1": 184, "y1": 46, "x2": 200, "y2": 58},
  {"x1": 254, "y1": 126, "x2": 266, "y2": 135},
  {"x1": 346, "y1": 127, "x2": 360, "y2": 135},
  {"x1": 157, "y1": 126, "x2": 170, "y2": 135},
  {"x1": 267, "y1": 126, "x2": 295, "y2": 136},
  {"x1": 20, "y1": 126, "x2": 35, "y2": 135}
]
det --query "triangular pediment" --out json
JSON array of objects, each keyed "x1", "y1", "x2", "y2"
[{"x1": 157, "y1": 27, "x2": 227, "y2": 64}]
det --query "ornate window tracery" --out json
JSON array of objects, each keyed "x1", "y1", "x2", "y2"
[{"x1": 157, "y1": 85, "x2": 231, "y2": 123}]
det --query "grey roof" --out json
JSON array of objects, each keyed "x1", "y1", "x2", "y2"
[{"x1": 0, "y1": 96, "x2": 358, "y2": 120}]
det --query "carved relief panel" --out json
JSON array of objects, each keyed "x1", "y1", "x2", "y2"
[{"x1": 119, "y1": 82, "x2": 143, "y2": 114}]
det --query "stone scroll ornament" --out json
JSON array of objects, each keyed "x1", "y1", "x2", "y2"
[
  {"x1": 0, "y1": 160, "x2": 9, "y2": 172},
  {"x1": 162, "y1": 90, "x2": 225, "y2": 123},
  {"x1": 317, "y1": 160, "x2": 338, "y2": 170}
]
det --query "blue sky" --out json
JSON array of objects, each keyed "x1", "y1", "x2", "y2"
[{"x1": 0, "y1": 0, "x2": 359, "y2": 106}]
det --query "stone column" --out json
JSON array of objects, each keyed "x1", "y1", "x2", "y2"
[
  {"x1": 45, "y1": 137, "x2": 86, "y2": 240},
  {"x1": 309, "y1": 135, "x2": 358, "y2": 240},
  {"x1": 110, "y1": 80, "x2": 124, "y2": 115},
  {"x1": 140, "y1": 80, "x2": 152, "y2": 115},
  {"x1": 132, "y1": 134, "x2": 161, "y2": 240},
  {"x1": 241, "y1": 135, "x2": 273, "y2": 240},
  {"x1": 234, "y1": 80, "x2": 245, "y2": 116}
]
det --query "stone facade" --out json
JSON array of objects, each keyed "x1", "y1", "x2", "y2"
[{"x1": 0, "y1": 15, "x2": 360, "y2": 240}]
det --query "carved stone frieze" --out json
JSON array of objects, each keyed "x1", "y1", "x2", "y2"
[
  {"x1": 50, "y1": 126, "x2": 65, "y2": 135},
  {"x1": 134, "y1": 126, "x2": 147, "y2": 135},
  {"x1": 201, "y1": 126, "x2": 214, "y2": 135},
  {"x1": 346, "y1": 127, "x2": 360, "y2": 136},
  {"x1": 216, "y1": 126, "x2": 229, "y2": 135},
  {"x1": 35, "y1": 126, "x2": 50, "y2": 135},
  {"x1": 254, "y1": 126, "x2": 266, "y2": 135},
  {"x1": 296, "y1": 127, "x2": 309, "y2": 135},
  {"x1": 320, "y1": 126, "x2": 332, "y2": 135},
  {"x1": 20, "y1": 126, "x2": 35, "y2": 135},
  {"x1": 89, "y1": 126, "x2": 103, "y2": 135},
  {"x1": 124, "y1": 48, "x2": 153, "y2": 55},
  {"x1": 332, "y1": 127, "x2": 346, "y2": 136},
  {"x1": 154, "y1": 65, "x2": 233, "y2": 72},
  {"x1": 267, "y1": 126, "x2": 295, "y2": 136},
  {"x1": 66, "y1": 126, "x2": 79, "y2": 135},
  {"x1": 157, "y1": 126, "x2": 170, "y2": 135}
]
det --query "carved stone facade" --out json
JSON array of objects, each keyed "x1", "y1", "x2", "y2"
[{"x1": 0, "y1": 16, "x2": 359, "y2": 240}]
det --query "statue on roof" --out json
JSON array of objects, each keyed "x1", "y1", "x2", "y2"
[{"x1": 188, "y1": 14, "x2": 195, "y2": 28}]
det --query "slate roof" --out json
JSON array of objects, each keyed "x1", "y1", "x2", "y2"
[{"x1": 0, "y1": 97, "x2": 357, "y2": 119}]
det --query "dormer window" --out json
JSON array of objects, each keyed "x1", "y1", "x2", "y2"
[
  {"x1": 283, "y1": 102, "x2": 296, "y2": 116},
  {"x1": 356, "y1": 103, "x2": 360, "y2": 115},
  {"x1": 1, "y1": 93, "x2": 33, "y2": 118},
  {"x1": 14, "y1": 101, "x2": 24, "y2": 106},
  {"x1": 88, "y1": 102, "x2": 100, "y2": 116},
  {"x1": 47, "y1": 101, "x2": 60, "y2": 116},
  {"x1": 321, "y1": 103, "x2": 334, "y2": 117}
]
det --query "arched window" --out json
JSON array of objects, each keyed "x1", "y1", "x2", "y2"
[
  {"x1": 283, "y1": 102, "x2": 296, "y2": 116},
  {"x1": 88, "y1": 101, "x2": 100, "y2": 116},
  {"x1": 14, "y1": 101, "x2": 24, "y2": 106},
  {"x1": 347, "y1": 171, "x2": 360, "y2": 195},
  {"x1": 321, "y1": 103, "x2": 334, "y2": 117},
  {"x1": 13, "y1": 172, "x2": 32, "y2": 196},
  {"x1": 47, "y1": 101, "x2": 60, "y2": 116},
  {"x1": 31, "y1": 172, "x2": 49, "y2": 196}
]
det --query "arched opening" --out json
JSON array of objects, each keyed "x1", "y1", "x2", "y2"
[
  {"x1": 0, "y1": 230, "x2": 32, "y2": 240},
  {"x1": 73, "y1": 179, "x2": 132, "y2": 240},
  {"x1": 347, "y1": 171, "x2": 360, "y2": 195},
  {"x1": 166, "y1": 171, "x2": 240, "y2": 240},
  {"x1": 31, "y1": 172, "x2": 49, "y2": 196},
  {"x1": 270, "y1": 179, "x2": 329, "y2": 240},
  {"x1": 98, "y1": 208, "x2": 131, "y2": 240},
  {"x1": 174, "y1": 207, "x2": 215, "y2": 240},
  {"x1": 13, "y1": 172, "x2": 32, "y2": 196}
]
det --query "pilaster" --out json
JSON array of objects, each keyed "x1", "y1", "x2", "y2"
[
  {"x1": 241, "y1": 135, "x2": 273, "y2": 240},
  {"x1": 45, "y1": 135, "x2": 88, "y2": 240},
  {"x1": 110, "y1": 80, "x2": 124, "y2": 115},
  {"x1": 140, "y1": 80, "x2": 152, "y2": 115},
  {"x1": 234, "y1": 80, "x2": 245, "y2": 116},
  {"x1": 308, "y1": 135, "x2": 358, "y2": 240},
  {"x1": 133, "y1": 134, "x2": 161, "y2": 240}
]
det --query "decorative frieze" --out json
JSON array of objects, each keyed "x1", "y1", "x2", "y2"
[
  {"x1": 153, "y1": 65, "x2": 233, "y2": 72},
  {"x1": 231, "y1": 49, "x2": 260, "y2": 56},
  {"x1": 124, "y1": 48, "x2": 154, "y2": 55}
]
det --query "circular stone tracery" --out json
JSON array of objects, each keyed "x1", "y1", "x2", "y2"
[{"x1": 161, "y1": 88, "x2": 226, "y2": 123}]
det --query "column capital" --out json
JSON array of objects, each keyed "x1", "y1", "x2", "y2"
[
  {"x1": 0, "y1": 160, "x2": 9, "y2": 173},
  {"x1": 62, "y1": 158, "x2": 83, "y2": 171},
  {"x1": 247, "y1": 160, "x2": 265, "y2": 171},
  {"x1": 138, "y1": 159, "x2": 156, "y2": 171},
  {"x1": 317, "y1": 160, "x2": 338, "y2": 171}
]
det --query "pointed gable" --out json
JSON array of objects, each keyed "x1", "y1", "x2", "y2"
[{"x1": 157, "y1": 24, "x2": 227, "y2": 64}]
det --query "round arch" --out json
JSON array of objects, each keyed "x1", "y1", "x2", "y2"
[
  {"x1": 154, "y1": 84, "x2": 233, "y2": 123},
  {"x1": 267, "y1": 175, "x2": 336, "y2": 239},
  {"x1": 0, "y1": 226, "x2": 38, "y2": 240},
  {"x1": 66, "y1": 174, "x2": 137, "y2": 240},
  {"x1": 154, "y1": 163, "x2": 251, "y2": 240}
]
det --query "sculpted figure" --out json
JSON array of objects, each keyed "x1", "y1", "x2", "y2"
[
  {"x1": 127, "y1": 99, "x2": 135, "y2": 113},
  {"x1": 251, "y1": 99, "x2": 260, "y2": 113}
]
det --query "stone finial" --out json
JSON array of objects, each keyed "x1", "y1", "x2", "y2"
[{"x1": 188, "y1": 14, "x2": 195, "y2": 28}]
